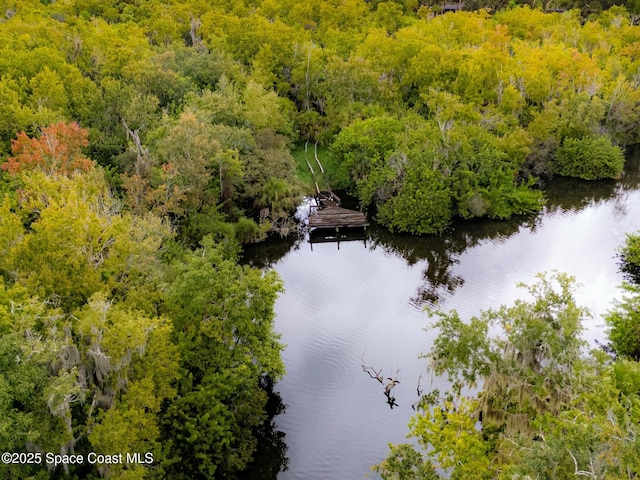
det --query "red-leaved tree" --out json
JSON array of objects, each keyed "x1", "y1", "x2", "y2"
[{"x1": 1, "y1": 122, "x2": 93, "y2": 176}]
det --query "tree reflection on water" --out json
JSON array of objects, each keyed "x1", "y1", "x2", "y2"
[
  {"x1": 242, "y1": 376, "x2": 288, "y2": 480},
  {"x1": 368, "y1": 214, "x2": 539, "y2": 308}
]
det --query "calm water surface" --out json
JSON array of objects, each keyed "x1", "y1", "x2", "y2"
[{"x1": 243, "y1": 154, "x2": 640, "y2": 480}]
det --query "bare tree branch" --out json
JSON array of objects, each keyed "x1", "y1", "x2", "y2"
[
  {"x1": 568, "y1": 449, "x2": 596, "y2": 478},
  {"x1": 361, "y1": 352, "x2": 384, "y2": 384}
]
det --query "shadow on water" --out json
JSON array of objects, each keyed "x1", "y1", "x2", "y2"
[
  {"x1": 544, "y1": 145, "x2": 640, "y2": 213},
  {"x1": 242, "y1": 376, "x2": 289, "y2": 480},
  {"x1": 244, "y1": 203, "x2": 542, "y2": 308},
  {"x1": 544, "y1": 176, "x2": 619, "y2": 213},
  {"x1": 241, "y1": 232, "x2": 302, "y2": 269}
]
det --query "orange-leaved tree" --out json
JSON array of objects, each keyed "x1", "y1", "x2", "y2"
[{"x1": 1, "y1": 121, "x2": 93, "y2": 176}]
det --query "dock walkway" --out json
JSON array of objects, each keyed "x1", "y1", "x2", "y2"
[
  {"x1": 308, "y1": 203, "x2": 369, "y2": 230},
  {"x1": 304, "y1": 142, "x2": 369, "y2": 232}
]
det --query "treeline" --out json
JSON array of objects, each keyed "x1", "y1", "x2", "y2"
[
  {"x1": 458, "y1": 0, "x2": 640, "y2": 17},
  {"x1": 2, "y1": 1, "x2": 640, "y2": 235},
  {"x1": 375, "y1": 234, "x2": 640, "y2": 479},
  {"x1": 324, "y1": 5, "x2": 638, "y2": 232},
  {"x1": 0, "y1": 5, "x2": 312, "y2": 475}
]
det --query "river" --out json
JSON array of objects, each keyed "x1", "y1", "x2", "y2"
[{"x1": 242, "y1": 151, "x2": 640, "y2": 480}]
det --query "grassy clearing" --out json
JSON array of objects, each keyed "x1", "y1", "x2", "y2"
[
  {"x1": 291, "y1": 143, "x2": 346, "y2": 193},
  {"x1": 291, "y1": 144, "x2": 315, "y2": 189}
]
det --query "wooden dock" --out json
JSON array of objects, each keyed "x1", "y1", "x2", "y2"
[
  {"x1": 308, "y1": 203, "x2": 369, "y2": 230},
  {"x1": 304, "y1": 141, "x2": 369, "y2": 232}
]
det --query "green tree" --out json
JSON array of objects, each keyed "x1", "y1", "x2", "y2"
[
  {"x1": 376, "y1": 273, "x2": 640, "y2": 479},
  {"x1": 554, "y1": 135, "x2": 625, "y2": 180},
  {"x1": 332, "y1": 116, "x2": 404, "y2": 203},
  {"x1": 428, "y1": 272, "x2": 587, "y2": 411},
  {"x1": 377, "y1": 165, "x2": 452, "y2": 234},
  {"x1": 5, "y1": 168, "x2": 169, "y2": 312},
  {"x1": 619, "y1": 231, "x2": 640, "y2": 284},
  {"x1": 0, "y1": 164, "x2": 178, "y2": 479},
  {"x1": 162, "y1": 237, "x2": 285, "y2": 479},
  {"x1": 606, "y1": 283, "x2": 640, "y2": 360},
  {"x1": 375, "y1": 2, "x2": 407, "y2": 34}
]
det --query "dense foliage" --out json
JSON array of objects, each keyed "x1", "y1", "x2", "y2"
[
  {"x1": 1, "y1": 1, "x2": 640, "y2": 235},
  {"x1": 606, "y1": 231, "x2": 640, "y2": 359},
  {"x1": 2, "y1": 0, "x2": 640, "y2": 478},
  {"x1": 0, "y1": 130, "x2": 284, "y2": 479},
  {"x1": 555, "y1": 135, "x2": 625, "y2": 179},
  {"x1": 619, "y1": 230, "x2": 640, "y2": 283},
  {"x1": 376, "y1": 273, "x2": 640, "y2": 479}
]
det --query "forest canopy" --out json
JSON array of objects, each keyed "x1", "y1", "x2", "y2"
[
  {"x1": 2, "y1": 0, "x2": 640, "y2": 478},
  {"x1": 1, "y1": 0, "x2": 640, "y2": 234},
  {"x1": 0, "y1": 131, "x2": 285, "y2": 478}
]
